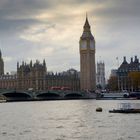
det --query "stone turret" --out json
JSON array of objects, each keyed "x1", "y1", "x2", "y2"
[
  {"x1": 0, "y1": 49, "x2": 4, "y2": 75},
  {"x1": 134, "y1": 56, "x2": 139, "y2": 63}
]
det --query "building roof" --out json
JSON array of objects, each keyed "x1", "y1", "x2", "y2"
[{"x1": 118, "y1": 56, "x2": 140, "y2": 72}]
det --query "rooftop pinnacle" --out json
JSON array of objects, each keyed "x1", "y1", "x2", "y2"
[
  {"x1": 84, "y1": 15, "x2": 90, "y2": 29},
  {"x1": 81, "y1": 15, "x2": 94, "y2": 40}
]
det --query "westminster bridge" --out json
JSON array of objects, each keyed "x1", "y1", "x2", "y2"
[{"x1": 0, "y1": 89, "x2": 96, "y2": 101}]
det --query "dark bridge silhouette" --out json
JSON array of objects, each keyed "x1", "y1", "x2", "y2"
[
  {"x1": 0, "y1": 90, "x2": 32, "y2": 101},
  {"x1": 0, "y1": 89, "x2": 94, "y2": 101},
  {"x1": 64, "y1": 92, "x2": 83, "y2": 99},
  {"x1": 36, "y1": 91, "x2": 61, "y2": 100}
]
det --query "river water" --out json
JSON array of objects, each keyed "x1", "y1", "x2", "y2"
[{"x1": 0, "y1": 100, "x2": 140, "y2": 140}]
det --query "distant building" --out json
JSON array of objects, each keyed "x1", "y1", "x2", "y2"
[
  {"x1": 0, "y1": 52, "x2": 80, "y2": 91},
  {"x1": 0, "y1": 73, "x2": 17, "y2": 89},
  {"x1": 46, "y1": 69, "x2": 80, "y2": 91},
  {"x1": 117, "y1": 56, "x2": 140, "y2": 91},
  {"x1": 17, "y1": 60, "x2": 80, "y2": 91},
  {"x1": 96, "y1": 62, "x2": 105, "y2": 89}
]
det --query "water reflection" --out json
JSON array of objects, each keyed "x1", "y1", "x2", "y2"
[{"x1": 0, "y1": 100, "x2": 140, "y2": 140}]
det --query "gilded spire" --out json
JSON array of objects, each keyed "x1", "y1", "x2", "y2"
[
  {"x1": 81, "y1": 14, "x2": 94, "y2": 40},
  {"x1": 84, "y1": 13, "x2": 90, "y2": 29}
]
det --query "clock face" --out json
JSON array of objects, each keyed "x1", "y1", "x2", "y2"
[
  {"x1": 90, "y1": 40, "x2": 95, "y2": 49},
  {"x1": 81, "y1": 40, "x2": 87, "y2": 49}
]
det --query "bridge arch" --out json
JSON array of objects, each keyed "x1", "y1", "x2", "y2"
[
  {"x1": 64, "y1": 92, "x2": 83, "y2": 99},
  {"x1": 36, "y1": 92, "x2": 61, "y2": 99},
  {"x1": 1, "y1": 90, "x2": 32, "y2": 101}
]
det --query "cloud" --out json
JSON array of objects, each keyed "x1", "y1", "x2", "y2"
[
  {"x1": 3, "y1": 56, "x2": 13, "y2": 62},
  {"x1": 0, "y1": 0, "x2": 140, "y2": 79}
]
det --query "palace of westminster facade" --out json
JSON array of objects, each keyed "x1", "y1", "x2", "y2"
[{"x1": 0, "y1": 16, "x2": 97, "y2": 91}]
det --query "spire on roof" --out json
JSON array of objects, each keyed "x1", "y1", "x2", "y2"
[
  {"x1": 123, "y1": 56, "x2": 128, "y2": 64},
  {"x1": 84, "y1": 13, "x2": 90, "y2": 30},
  {"x1": 30, "y1": 60, "x2": 32, "y2": 67},
  {"x1": 0, "y1": 49, "x2": 1, "y2": 58},
  {"x1": 43, "y1": 59, "x2": 46, "y2": 66},
  {"x1": 81, "y1": 13, "x2": 94, "y2": 40},
  {"x1": 17, "y1": 62, "x2": 19, "y2": 68}
]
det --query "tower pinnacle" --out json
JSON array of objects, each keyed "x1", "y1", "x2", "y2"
[
  {"x1": 84, "y1": 13, "x2": 90, "y2": 29},
  {"x1": 81, "y1": 14, "x2": 94, "y2": 40},
  {"x1": 0, "y1": 49, "x2": 1, "y2": 58}
]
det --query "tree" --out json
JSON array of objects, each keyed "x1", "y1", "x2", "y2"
[
  {"x1": 108, "y1": 76, "x2": 118, "y2": 91},
  {"x1": 128, "y1": 72, "x2": 140, "y2": 91}
]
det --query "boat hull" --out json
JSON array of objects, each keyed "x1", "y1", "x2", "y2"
[{"x1": 109, "y1": 109, "x2": 140, "y2": 113}]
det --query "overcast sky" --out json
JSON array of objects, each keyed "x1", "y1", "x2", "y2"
[{"x1": 0, "y1": 0, "x2": 140, "y2": 78}]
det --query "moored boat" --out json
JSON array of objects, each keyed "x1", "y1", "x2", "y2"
[
  {"x1": 109, "y1": 103, "x2": 140, "y2": 113},
  {"x1": 109, "y1": 108, "x2": 140, "y2": 113}
]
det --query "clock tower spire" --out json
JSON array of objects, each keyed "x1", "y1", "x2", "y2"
[{"x1": 79, "y1": 15, "x2": 96, "y2": 91}]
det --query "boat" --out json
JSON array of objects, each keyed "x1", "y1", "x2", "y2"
[
  {"x1": 109, "y1": 103, "x2": 140, "y2": 113},
  {"x1": 109, "y1": 108, "x2": 140, "y2": 113}
]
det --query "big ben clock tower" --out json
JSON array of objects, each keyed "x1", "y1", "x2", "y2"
[{"x1": 79, "y1": 16, "x2": 96, "y2": 91}]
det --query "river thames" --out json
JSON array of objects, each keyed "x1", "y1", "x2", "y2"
[{"x1": 0, "y1": 100, "x2": 140, "y2": 140}]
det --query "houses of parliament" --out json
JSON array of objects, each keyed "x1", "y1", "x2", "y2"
[{"x1": 0, "y1": 16, "x2": 96, "y2": 91}]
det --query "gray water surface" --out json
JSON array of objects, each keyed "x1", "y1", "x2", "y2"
[{"x1": 0, "y1": 100, "x2": 140, "y2": 140}]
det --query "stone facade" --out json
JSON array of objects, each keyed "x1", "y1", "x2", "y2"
[
  {"x1": 0, "y1": 74, "x2": 17, "y2": 89},
  {"x1": 117, "y1": 56, "x2": 140, "y2": 91},
  {"x1": 79, "y1": 16, "x2": 96, "y2": 91},
  {"x1": 46, "y1": 69, "x2": 80, "y2": 91},
  {"x1": 96, "y1": 62, "x2": 105, "y2": 89},
  {"x1": 17, "y1": 60, "x2": 47, "y2": 90},
  {"x1": 0, "y1": 56, "x2": 80, "y2": 91}
]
